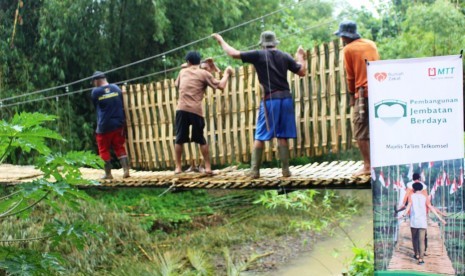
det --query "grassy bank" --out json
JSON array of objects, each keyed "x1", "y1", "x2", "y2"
[{"x1": 1, "y1": 187, "x2": 362, "y2": 275}]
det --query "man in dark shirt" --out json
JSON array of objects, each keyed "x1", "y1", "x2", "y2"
[
  {"x1": 91, "y1": 71, "x2": 130, "y2": 179},
  {"x1": 212, "y1": 31, "x2": 307, "y2": 178}
]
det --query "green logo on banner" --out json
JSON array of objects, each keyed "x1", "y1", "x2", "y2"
[{"x1": 374, "y1": 100, "x2": 407, "y2": 119}]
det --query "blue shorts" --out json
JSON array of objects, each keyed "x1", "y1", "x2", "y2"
[{"x1": 255, "y1": 97, "x2": 297, "y2": 141}]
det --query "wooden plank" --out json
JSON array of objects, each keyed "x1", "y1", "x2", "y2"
[
  {"x1": 328, "y1": 41, "x2": 338, "y2": 153},
  {"x1": 206, "y1": 85, "x2": 217, "y2": 165},
  {"x1": 310, "y1": 47, "x2": 321, "y2": 155},
  {"x1": 216, "y1": 75, "x2": 225, "y2": 165},
  {"x1": 137, "y1": 84, "x2": 149, "y2": 168},
  {"x1": 294, "y1": 71, "x2": 302, "y2": 158},
  {"x1": 319, "y1": 44, "x2": 328, "y2": 154},
  {"x1": 156, "y1": 81, "x2": 169, "y2": 168},
  {"x1": 231, "y1": 68, "x2": 239, "y2": 162},
  {"x1": 338, "y1": 39, "x2": 349, "y2": 150},
  {"x1": 149, "y1": 83, "x2": 162, "y2": 168},
  {"x1": 122, "y1": 85, "x2": 137, "y2": 168},
  {"x1": 223, "y1": 73, "x2": 232, "y2": 164},
  {"x1": 302, "y1": 50, "x2": 312, "y2": 156},
  {"x1": 247, "y1": 66, "x2": 255, "y2": 162},
  {"x1": 167, "y1": 79, "x2": 176, "y2": 167},
  {"x1": 131, "y1": 84, "x2": 143, "y2": 168},
  {"x1": 239, "y1": 67, "x2": 248, "y2": 162}
]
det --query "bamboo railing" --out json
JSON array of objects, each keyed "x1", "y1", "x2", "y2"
[{"x1": 122, "y1": 40, "x2": 353, "y2": 169}]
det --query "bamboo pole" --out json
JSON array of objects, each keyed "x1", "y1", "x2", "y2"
[
  {"x1": 148, "y1": 83, "x2": 162, "y2": 168},
  {"x1": 328, "y1": 41, "x2": 338, "y2": 152}
]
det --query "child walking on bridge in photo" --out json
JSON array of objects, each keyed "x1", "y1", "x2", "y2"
[{"x1": 403, "y1": 182, "x2": 446, "y2": 265}]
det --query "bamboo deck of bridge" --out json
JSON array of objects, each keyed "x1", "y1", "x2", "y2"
[
  {"x1": 0, "y1": 161, "x2": 370, "y2": 190},
  {"x1": 388, "y1": 220, "x2": 455, "y2": 275}
]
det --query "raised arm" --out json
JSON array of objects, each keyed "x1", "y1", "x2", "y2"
[
  {"x1": 212, "y1": 33, "x2": 241, "y2": 59},
  {"x1": 295, "y1": 45, "x2": 307, "y2": 77},
  {"x1": 216, "y1": 66, "x2": 234, "y2": 90}
]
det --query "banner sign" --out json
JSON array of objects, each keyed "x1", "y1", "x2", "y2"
[
  {"x1": 368, "y1": 55, "x2": 464, "y2": 275},
  {"x1": 368, "y1": 55, "x2": 463, "y2": 167}
]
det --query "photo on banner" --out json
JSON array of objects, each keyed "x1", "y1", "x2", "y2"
[{"x1": 367, "y1": 55, "x2": 464, "y2": 275}]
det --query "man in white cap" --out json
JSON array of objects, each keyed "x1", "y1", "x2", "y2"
[
  {"x1": 212, "y1": 31, "x2": 307, "y2": 178},
  {"x1": 334, "y1": 20, "x2": 379, "y2": 177}
]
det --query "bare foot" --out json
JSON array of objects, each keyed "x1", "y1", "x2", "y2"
[{"x1": 353, "y1": 168, "x2": 371, "y2": 177}]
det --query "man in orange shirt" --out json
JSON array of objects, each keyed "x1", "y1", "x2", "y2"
[{"x1": 334, "y1": 20, "x2": 379, "y2": 176}]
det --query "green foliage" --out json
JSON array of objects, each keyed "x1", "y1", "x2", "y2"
[
  {"x1": 0, "y1": 250, "x2": 65, "y2": 276},
  {"x1": 0, "y1": 112, "x2": 105, "y2": 275},
  {"x1": 0, "y1": 112, "x2": 63, "y2": 163},
  {"x1": 44, "y1": 219, "x2": 105, "y2": 250},
  {"x1": 35, "y1": 151, "x2": 102, "y2": 185},
  {"x1": 87, "y1": 189, "x2": 215, "y2": 231},
  {"x1": 378, "y1": 0, "x2": 465, "y2": 59},
  {"x1": 1, "y1": 0, "x2": 338, "y2": 159},
  {"x1": 345, "y1": 246, "x2": 375, "y2": 276},
  {"x1": 186, "y1": 248, "x2": 214, "y2": 276},
  {"x1": 254, "y1": 190, "x2": 359, "y2": 233},
  {"x1": 150, "y1": 250, "x2": 186, "y2": 276}
]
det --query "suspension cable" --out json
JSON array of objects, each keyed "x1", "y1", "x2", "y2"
[{"x1": 0, "y1": 0, "x2": 310, "y2": 103}]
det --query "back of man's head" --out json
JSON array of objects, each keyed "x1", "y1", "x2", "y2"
[
  {"x1": 412, "y1": 173, "x2": 421, "y2": 181},
  {"x1": 412, "y1": 182, "x2": 423, "y2": 192},
  {"x1": 185, "y1": 51, "x2": 201, "y2": 65}
]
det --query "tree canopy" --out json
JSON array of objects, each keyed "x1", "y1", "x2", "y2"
[{"x1": 0, "y1": 0, "x2": 464, "y2": 158}]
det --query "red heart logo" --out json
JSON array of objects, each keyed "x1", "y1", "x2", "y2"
[{"x1": 374, "y1": 72, "x2": 387, "y2": 82}]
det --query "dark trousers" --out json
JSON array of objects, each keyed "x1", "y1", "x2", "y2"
[{"x1": 411, "y1": 227, "x2": 426, "y2": 258}]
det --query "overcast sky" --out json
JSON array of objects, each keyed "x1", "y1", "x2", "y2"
[{"x1": 346, "y1": 0, "x2": 381, "y2": 14}]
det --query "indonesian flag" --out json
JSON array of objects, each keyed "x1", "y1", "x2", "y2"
[
  {"x1": 450, "y1": 178, "x2": 458, "y2": 194},
  {"x1": 379, "y1": 171, "x2": 386, "y2": 188},
  {"x1": 420, "y1": 169, "x2": 426, "y2": 182},
  {"x1": 429, "y1": 161, "x2": 434, "y2": 169},
  {"x1": 436, "y1": 175, "x2": 442, "y2": 187},
  {"x1": 399, "y1": 176, "x2": 406, "y2": 189},
  {"x1": 442, "y1": 170, "x2": 450, "y2": 186},
  {"x1": 393, "y1": 180, "x2": 399, "y2": 191},
  {"x1": 431, "y1": 184, "x2": 436, "y2": 199},
  {"x1": 431, "y1": 182, "x2": 439, "y2": 197},
  {"x1": 371, "y1": 168, "x2": 376, "y2": 181},
  {"x1": 407, "y1": 164, "x2": 413, "y2": 180},
  {"x1": 459, "y1": 167, "x2": 463, "y2": 188}
]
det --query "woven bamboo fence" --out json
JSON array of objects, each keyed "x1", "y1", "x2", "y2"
[{"x1": 122, "y1": 39, "x2": 353, "y2": 170}]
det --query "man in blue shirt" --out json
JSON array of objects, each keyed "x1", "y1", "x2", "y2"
[{"x1": 91, "y1": 71, "x2": 130, "y2": 179}]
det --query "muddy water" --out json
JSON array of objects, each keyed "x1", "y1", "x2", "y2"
[{"x1": 269, "y1": 190, "x2": 373, "y2": 276}]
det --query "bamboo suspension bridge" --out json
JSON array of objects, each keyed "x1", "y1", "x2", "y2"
[
  {"x1": 388, "y1": 220, "x2": 456, "y2": 275},
  {"x1": 0, "y1": 161, "x2": 371, "y2": 190}
]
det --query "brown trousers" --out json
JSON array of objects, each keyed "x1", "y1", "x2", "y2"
[{"x1": 411, "y1": 228, "x2": 426, "y2": 258}]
